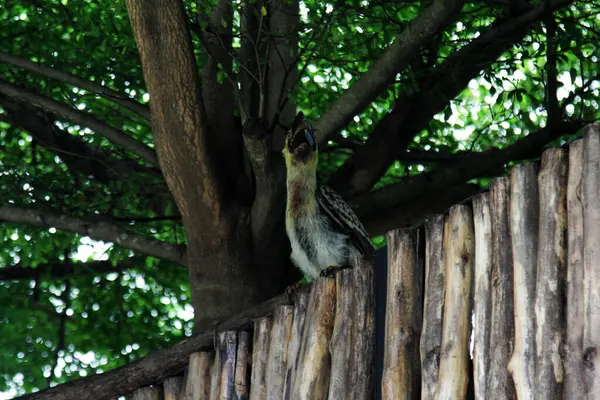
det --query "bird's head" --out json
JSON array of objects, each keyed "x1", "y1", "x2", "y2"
[{"x1": 282, "y1": 111, "x2": 318, "y2": 168}]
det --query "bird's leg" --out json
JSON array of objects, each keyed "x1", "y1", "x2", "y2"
[{"x1": 320, "y1": 264, "x2": 353, "y2": 278}]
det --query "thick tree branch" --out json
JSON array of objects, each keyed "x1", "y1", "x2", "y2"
[
  {"x1": 0, "y1": 99, "x2": 160, "y2": 181},
  {"x1": 329, "y1": 0, "x2": 576, "y2": 197},
  {"x1": 0, "y1": 79, "x2": 158, "y2": 165},
  {"x1": 244, "y1": 0, "x2": 299, "y2": 277},
  {"x1": 14, "y1": 289, "x2": 303, "y2": 400},
  {"x1": 0, "y1": 258, "x2": 143, "y2": 281},
  {"x1": 362, "y1": 183, "x2": 480, "y2": 236},
  {"x1": 127, "y1": 0, "x2": 227, "y2": 229},
  {"x1": 0, "y1": 52, "x2": 151, "y2": 120},
  {"x1": 351, "y1": 120, "x2": 584, "y2": 219},
  {"x1": 200, "y1": 0, "x2": 247, "y2": 201},
  {"x1": 0, "y1": 206, "x2": 187, "y2": 266},
  {"x1": 313, "y1": 0, "x2": 466, "y2": 145}
]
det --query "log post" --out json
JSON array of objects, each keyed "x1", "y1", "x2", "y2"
[
  {"x1": 436, "y1": 204, "x2": 474, "y2": 399},
  {"x1": 381, "y1": 228, "x2": 423, "y2": 400},
  {"x1": 507, "y1": 163, "x2": 539, "y2": 400},
  {"x1": 420, "y1": 215, "x2": 445, "y2": 400},
  {"x1": 132, "y1": 387, "x2": 163, "y2": 400},
  {"x1": 210, "y1": 340, "x2": 223, "y2": 399},
  {"x1": 534, "y1": 148, "x2": 567, "y2": 398},
  {"x1": 328, "y1": 257, "x2": 376, "y2": 400},
  {"x1": 234, "y1": 331, "x2": 251, "y2": 399},
  {"x1": 249, "y1": 318, "x2": 271, "y2": 400},
  {"x1": 472, "y1": 193, "x2": 492, "y2": 399},
  {"x1": 218, "y1": 331, "x2": 238, "y2": 400},
  {"x1": 487, "y1": 177, "x2": 516, "y2": 397},
  {"x1": 581, "y1": 124, "x2": 600, "y2": 396},
  {"x1": 329, "y1": 270, "x2": 354, "y2": 398},
  {"x1": 265, "y1": 305, "x2": 294, "y2": 398},
  {"x1": 283, "y1": 291, "x2": 310, "y2": 400},
  {"x1": 563, "y1": 138, "x2": 585, "y2": 399},
  {"x1": 184, "y1": 352, "x2": 213, "y2": 400},
  {"x1": 163, "y1": 377, "x2": 183, "y2": 400},
  {"x1": 347, "y1": 257, "x2": 376, "y2": 400},
  {"x1": 291, "y1": 278, "x2": 336, "y2": 400}
]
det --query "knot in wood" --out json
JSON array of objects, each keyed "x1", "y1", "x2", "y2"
[{"x1": 583, "y1": 347, "x2": 597, "y2": 369}]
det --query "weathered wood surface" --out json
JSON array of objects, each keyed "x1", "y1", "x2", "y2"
[
  {"x1": 507, "y1": 163, "x2": 539, "y2": 400},
  {"x1": 328, "y1": 258, "x2": 376, "y2": 400},
  {"x1": 283, "y1": 291, "x2": 309, "y2": 400},
  {"x1": 132, "y1": 387, "x2": 163, "y2": 400},
  {"x1": 265, "y1": 305, "x2": 294, "y2": 398},
  {"x1": 291, "y1": 278, "x2": 336, "y2": 400},
  {"x1": 347, "y1": 258, "x2": 376, "y2": 400},
  {"x1": 563, "y1": 138, "x2": 585, "y2": 398},
  {"x1": 219, "y1": 331, "x2": 238, "y2": 400},
  {"x1": 184, "y1": 352, "x2": 213, "y2": 400},
  {"x1": 382, "y1": 228, "x2": 422, "y2": 400},
  {"x1": 581, "y1": 124, "x2": 600, "y2": 397},
  {"x1": 164, "y1": 377, "x2": 183, "y2": 400},
  {"x1": 329, "y1": 269, "x2": 355, "y2": 398},
  {"x1": 487, "y1": 177, "x2": 516, "y2": 398},
  {"x1": 163, "y1": 377, "x2": 183, "y2": 400},
  {"x1": 420, "y1": 215, "x2": 445, "y2": 400},
  {"x1": 471, "y1": 192, "x2": 493, "y2": 400},
  {"x1": 210, "y1": 338, "x2": 223, "y2": 400},
  {"x1": 249, "y1": 317, "x2": 271, "y2": 400},
  {"x1": 234, "y1": 331, "x2": 250, "y2": 399},
  {"x1": 535, "y1": 148, "x2": 567, "y2": 399},
  {"x1": 18, "y1": 292, "x2": 292, "y2": 400},
  {"x1": 436, "y1": 204, "x2": 474, "y2": 399}
]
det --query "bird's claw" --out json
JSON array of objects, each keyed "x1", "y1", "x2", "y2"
[{"x1": 320, "y1": 265, "x2": 353, "y2": 278}]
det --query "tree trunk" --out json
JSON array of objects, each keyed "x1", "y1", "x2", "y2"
[{"x1": 126, "y1": 0, "x2": 277, "y2": 329}]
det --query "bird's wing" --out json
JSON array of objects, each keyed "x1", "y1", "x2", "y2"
[{"x1": 317, "y1": 184, "x2": 376, "y2": 257}]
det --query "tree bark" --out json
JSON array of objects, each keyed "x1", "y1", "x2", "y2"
[{"x1": 126, "y1": 0, "x2": 265, "y2": 329}]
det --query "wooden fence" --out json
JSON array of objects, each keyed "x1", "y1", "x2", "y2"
[{"x1": 113, "y1": 124, "x2": 600, "y2": 399}]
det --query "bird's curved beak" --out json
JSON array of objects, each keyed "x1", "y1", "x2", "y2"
[{"x1": 287, "y1": 112, "x2": 317, "y2": 154}]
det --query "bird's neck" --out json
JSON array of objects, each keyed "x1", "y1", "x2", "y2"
[{"x1": 286, "y1": 163, "x2": 317, "y2": 216}]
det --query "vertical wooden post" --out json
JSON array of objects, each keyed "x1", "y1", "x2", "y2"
[
  {"x1": 348, "y1": 257, "x2": 376, "y2": 400},
  {"x1": 472, "y1": 193, "x2": 492, "y2": 399},
  {"x1": 219, "y1": 331, "x2": 238, "y2": 400},
  {"x1": 184, "y1": 352, "x2": 213, "y2": 400},
  {"x1": 564, "y1": 138, "x2": 585, "y2": 399},
  {"x1": 163, "y1": 377, "x2": 183, "y2": 400},
  {"x1": 420, "y1": 215, "x2": 445, "y2": 400},
  {"x1": 487, "y1": 177, "x2": 516, "y2": 397},
  {"x1": 535, "y1": 148, "x2": 567, "y2": 399},
  {"x1": 265, "y1": 305, "x2": 294, "y2": 398},
  {"x1": 581, "y1": 124, "x2": 600, "y2": 396},
  {"x1": 234, "y1": 331, "x2": 251, "y2": 399},
  {"x1": 283, "y1": 291, "x2": 310, "y2": 400},
  {"x1": 507, "y1": 163, "x2": 539, "y2": 400},
  {"x1": 436, "y1": 204, "x2": 474, "y2": 399},
  {"x1": 291, "y1": 278, "x2": 336, "y2": 400},
  {"x1": 249, "y1": 318, "x2": 271, "y2": 400},
  {"x1": 210, "y1": 338, "x2": 223, "y2": 400},
  {"x1": 328, "y1": 257, "x2": 376, "y2": 400},
  {"x1": 132, "y1": 387, "x2": 163, "y2": 400},
  {"x1": 381, "y1": 228, "x2": 423, "y2": 400},
  {"x1": 329, "y1": 270, "x2": 354, "y2": 397}
]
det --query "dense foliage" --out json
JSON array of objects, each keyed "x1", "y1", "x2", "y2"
[{"x1": 0, "y1": 0, "x2": 598, "y2": 396}]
